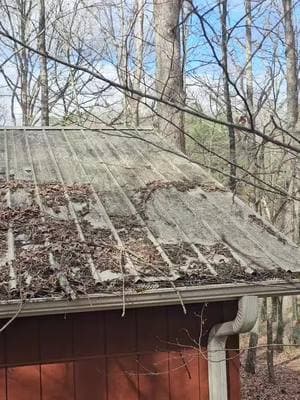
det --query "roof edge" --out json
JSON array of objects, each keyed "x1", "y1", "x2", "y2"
[{"x1": 0, "y1": 280, "x2": 299, "y2": 319}]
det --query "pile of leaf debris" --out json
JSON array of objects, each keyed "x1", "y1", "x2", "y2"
[
  {"x1": 0, "y1": 181, "x2": 100, "y2": 297},
  {"x1": 0, "y1": 178, "x2": 294, "y2": 302},
  {"x1": 0, "y1": 179, "x2": 175, "y2": 300},
  {"x1": 131, "y1": 178, "x2": 227, "y2": 219}
]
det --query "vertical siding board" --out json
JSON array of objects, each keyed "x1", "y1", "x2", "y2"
[
  {"x1": 203, "y1": 303, "x2": 226, "y2": 346},
  {"x1": 168, "y1": 304, "x2": 203, "y2": 349},
  {"x1": 137, "y1": 307, "x2": 169, "y2": 400},
  {"x1": 227, "y1": 351, "x2": 240, "y2": 400},
  {"x1": 105, "y1": 309, "x2": 136, "y2": 355},
  {"x1": 106, "y1": 309, "x2": 138, "y2": 399},
  {"x1": 199, "y1": 349, "x2": 209, "y2": 400},
  {"x1": 227, "y1": 335, "x2": 240, "y2": 400},
  {"x1": 74, "y1": 358, "x2": 106, "y2": 400},
  {"x1": 169, "y1": 349, "x2": 199, "y2": 400},
  {"x1": 5, "y1": 318, "x2": 39, "y2": 366},
  {"x1": 137, "y1": 308, "x2": 168, "y2": 352},
  {"x1": 39, "y1": 315, "x2": 73, "y2": 362},
  {"x1": 0, "y1": 368, "x2": 6, "y2": 400},
  {"x1": 0, "y1": 323, "x2": 5, "y2": 367},
  {"x1": 0, "y1": 327, "x2": 6, "y2": 400},
  {"x1": 223, "y1": 302, "x2": 240, "y2": 400},
  {"x1": 7, "y1": 365, "x2": 41, "y2": 400},
  {"x1": 168, "y1": 305, "x2": 200, "y2": 400},
  {"x1": 107, "y1": 356, "x2": 138, "y2": 400},
  {"x1": 41, "y1": 362, "x2": 74, "y2": 400},
  {"x1": 138, "y1": 352, "x2": 170, "y2": 400},
  {"x1": 73, "y1": 312, "x2": 105, "y2": 357}
]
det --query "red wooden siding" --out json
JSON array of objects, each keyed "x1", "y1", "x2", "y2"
[
  {"x1": 7, "y1": 365, "x2": 40, "y2": 400},
  {"x1": 0, "y1": 301, "x2": 239, "y2": 400},
  {"x1": 227, "y1": 336, "x2": 240, "y2": 400},
  {"x1": 0, "y1": 369, "x2": 5, "y2": 400}
]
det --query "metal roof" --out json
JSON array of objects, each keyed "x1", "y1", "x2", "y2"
[{"x1": 0, "y1": 127, "x2": 299, "y2": 316}]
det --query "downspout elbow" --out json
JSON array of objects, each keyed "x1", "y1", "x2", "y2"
[{"x1": 207, "y1": 296, "x2": 258, "y2": 400}]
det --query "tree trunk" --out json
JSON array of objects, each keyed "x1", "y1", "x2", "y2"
[
  {"x1": 275, "y1": 296, "x2": 284, "y2": 352},
  {"x1": 245, "y1": 332, "x2": 259, "y2": 374},
  {"x1": 282, "y1": 0, "x2": 300, "y2": 242},
  {"x1": 132, "y1": 0, "x2": 144, "y2": 126},
  {"x1": 10, "y1": 87, "x2": 17, "y2": 127},
  {"x1": 38, "y1": 0, "x2": 49, "y2": 126},
  {"x1": 282, "y1": 0, "x2": 298, "y2": 130},
  {"x1": 153, "y1": 0, "x2": 185, "y2": 152},
  {"x1": 282, "y1": 295, "x2": 295, "y2": 345},
  {"x1": 244, "y1": 0, "x2": 256, "y2": 158},
  {"x1": 266, "y1": 297, "x2": 276, "y2": 383},
  {"x1": 245, "y1": 299, "x2": 262, "y2": 374},
  {"x1": 118, "y1": 0, "x2": 132, "y2": 125},
  {"x1": 20, "y1": 1, "x2": 29, "y2": 125},
  {"x1": 245, "y1": 0, "x2": 253, "y2": 115},
  {"x1": 220, "y1": 0, "x2": 236, "y2": 191}
]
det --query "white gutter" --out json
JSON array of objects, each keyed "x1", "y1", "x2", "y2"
[
  {"x1": 208, "y1": 296, "x2": 258, "y2": 400},
  {"x1": 0, "y1": 281, "x2": 297, "y2": 319}
]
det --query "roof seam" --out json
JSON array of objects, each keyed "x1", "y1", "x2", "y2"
[
  {"x1": 82, "y1": 129, "x2": 176, "y2": 272},
  {"x1": 61, "y1": 128, "x2": 138, "y2": 277},
  {"x1": 41, "y1": 127, "x2": 100, "y2": 283},
  {"x1": 23, "y1": 127, "x2": 77, "y2": 299},
  {"x1": 119, "y1": 136, "x2": 218, "y2": 276},
  {"x1": 4, "y1": 129, "x2": 17, "y2": 290}
]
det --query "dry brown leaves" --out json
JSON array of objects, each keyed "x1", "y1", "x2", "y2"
[
  {"x1": 162, "y1": 242, "x2": 207, "y2": 272},
  {"x1": 131, "y1": 178, "x2": 227, "y2": 219},
  {"x1": 0, "y1": 178, "x2": 295, "y2": 302},
  {"x1": 110, "y1": 215, "x2": 168, "y2": 276},
  {"x1": 241, "y1": 337, "x2": 300, "y2": 400}
]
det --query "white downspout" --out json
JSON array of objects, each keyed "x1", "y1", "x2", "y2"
[{"x1": 208, "y1": 296, "x2": 258, "y2": 400}]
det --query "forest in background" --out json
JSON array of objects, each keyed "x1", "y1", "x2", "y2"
[{"x1": 0, "y1": 0, "x2": 300, "y2": 388}]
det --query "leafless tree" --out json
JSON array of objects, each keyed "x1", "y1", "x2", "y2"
[
  {"x1": 153, "y1": 0, "x2": 185, "y2": 152},
  {"x1": 0, "y1": 2, "x2": 300, "y2": 384},
  {"x1": 38, "y1": 0, "x2": 49, "y2": 125},
  {"x1": 220, "y1": 0, "x2": 236, "y2": 190}
]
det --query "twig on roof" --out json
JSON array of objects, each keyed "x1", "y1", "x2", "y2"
[
  {"x1": 0, "y1": 294, "x2": 23, "y2": 334},
  {"x1": 125, "y1": 247, "x2": 187, "y2": 314},
  {"x1": 119, "y1": 247, "x2": 126, "y2": 317}
]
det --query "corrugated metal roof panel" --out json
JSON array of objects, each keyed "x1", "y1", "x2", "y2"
[{"x1": 0, "y1": 127, "x2": 299, "y2": 309}]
